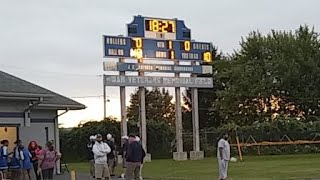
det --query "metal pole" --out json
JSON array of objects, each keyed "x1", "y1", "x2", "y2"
[
  {"x1": 103, "y1": 74, "x2": 106, "y2": 119},
  {"x1": 191, "y1": 61, "x2": 200, "y2": 152},
  {"x1": 175, "y1": 60, "x2": 183, "y2": 153},
  {"x1": 138, "y1": 58, "x2": 147, "y2": 152},
  {"x1": 120, "y1": 58, "x2": 127, "y2": 137}
]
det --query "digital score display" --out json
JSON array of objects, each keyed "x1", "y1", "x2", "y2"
[
  {"x1": 145, "y1": 19, "x2": 176, "y2": 33},
  {"x1": 104, "y1": 35, "x2": 212, "y2": 62}
]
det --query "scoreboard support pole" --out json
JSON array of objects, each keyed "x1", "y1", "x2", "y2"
[
  {"x1": 120, "y1": 58, "x2": 128, "y2": 137},
  {"x1": 173, "y1": 60, "x2": 187, "y2": 161},
  {"x1": 138, "y1": 58, "x2": 151, "y2": 162},
  {"x1": 190, "y1": 61, "x2": 204, "y2": 160}
]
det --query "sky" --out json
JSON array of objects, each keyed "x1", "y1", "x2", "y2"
[{"x1": 0, "y1": 0, "x2": 319, "y2": 127}]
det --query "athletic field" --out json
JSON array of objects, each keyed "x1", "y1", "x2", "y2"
[{"x1": 69, "y1": 154, "x2": 320, "y2": 179}]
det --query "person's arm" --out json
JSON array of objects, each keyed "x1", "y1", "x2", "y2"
[
  {"x1": 37, "y1": 150, "x2": 45, "y2": 170},
  {"x1": 218, "y1": 140, "x2": 224, "y2": 160},
  {"x1": 2, "y1": 146, "x2": 8, "y2": 157},
  {"x1": 126, "y1": 144, "x2": 132, "y2": 161},
  {"x1": 92, "y1": 145, "x2": 105, "y2": 157},
  {"x1": 104, "y1": 143, "x2": 111, "y2": 154},
  {"x1": 20, "y1": 150, "x2": 25, "y2": 161}
]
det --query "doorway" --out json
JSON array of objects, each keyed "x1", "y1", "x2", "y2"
[{"x1": 0, "y1": 126, "x2": 18, "y2": 152}]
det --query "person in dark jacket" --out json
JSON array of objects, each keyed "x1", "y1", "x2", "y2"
[
  {"x1": 119, "y1": 135, "x2": 129, "y2": 179},
  {"x1": 105, "y1": 134, "x2": 116, "y2": 176},
  {"x1": 125, "y1": 134, "x2": 146, "y2": 180},
  {"x1": 87, "y1": 135, "x2": 96, "y2": 178}
]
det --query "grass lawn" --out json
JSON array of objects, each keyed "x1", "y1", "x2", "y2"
[{"x1": 69, "y1": 154, "x2": 320, "y2": 180}]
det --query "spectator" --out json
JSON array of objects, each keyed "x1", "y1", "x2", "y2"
[
  {"x1": 28, "y1": 141, "x2": 41, "y2": 180},
  {"x1": 135, "y1": 136, "x2": 145, "y2": 180},
  {"x1": 119, "y1": 135, "x2": 129, "y2": 179},
  {"x1": 87, "y1": 135, "x2": 96, "y2": 178},
  {"x1": 105, "y1": 134, "x2": 116, "y2": 177},
  {"x1": 217, "y1": 133, "x2": 230, "y2": 180},
  {"x1": 38, "y1": 141, "x2": 58, "y2": 180},
  {"x1": 10, "y1": 140, "x2": 23, "y2": 180},
  {"x1": 125, "y1": 134, "x2": 146, "y2": 180},
  {"x1": 92, "y1": 134, "x2": 111, "y2": 180},
  {"x1": 20, "y1": 145, "x2": 33, "y2": 180},
  {"x1": 0, "y1": 140, "x2": 9, "y2": 179}
]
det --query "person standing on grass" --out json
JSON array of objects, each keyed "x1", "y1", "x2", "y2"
[
  {"x1": 119, "y1": 136, "x2": 129, "y2": 179},
  {"x1": 92, "y1": 134, "x2": 111, "y2": 180},
  {"x1": 87, "y1": 135, "x2": 96, "y2": 178},
  {"x1": 217, "y1": 133, "x2": 230, "y2": 180},
  {"x1": 135, "y1": 136, "x2": 145, "y2": 180},
  {"x1": 105, "y1": 134, "x2": 116, "y2": 177},
  {"x1": 125, "y1": 134, "x2": 145, "y2": 180}
]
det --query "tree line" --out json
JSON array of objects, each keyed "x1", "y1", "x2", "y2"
[{"x1": 60, "y1": 25, "x2": 320, "y2": 161}]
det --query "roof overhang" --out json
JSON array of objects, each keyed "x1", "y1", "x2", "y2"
[
  {"x1": 37, "y1": 104, "x2": 86, "y2": 110},
  {"x1": 0, "y1": 92, "x2": 54, "y2": 98}
]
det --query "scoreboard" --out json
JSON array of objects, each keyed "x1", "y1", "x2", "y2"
[{"x1": 104, "y1": 16, "x2": 212, "y2": 62}]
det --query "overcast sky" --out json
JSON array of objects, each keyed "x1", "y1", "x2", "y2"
[{"x1": 0, "y1": 0, "x2": 319, "y2": 127}]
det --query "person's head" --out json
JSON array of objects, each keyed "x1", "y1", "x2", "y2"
[
  {"x1": 106, "y1": 134, "x2": 112, "y2": 141},
  {"x1": 1, "y1": 140, "x2": 9, "y2": 146},
  {"x1": 46, "y1": 141, "x2": 54, "y2": 151},
  {"x1": 89, "y1": 135, "x2": 96, "y2": 142},
  {"x1": 96, "y1": 134, "x2": 103, "y2": 143},
  {"x1": 28, "y1": 141, "x2": 38, "y2": 150},
  {"x1": 14, "y1": 140, "x2": 22, "y2": 146},
  {"x1": 128, "y1": 133, "x2": 136, "y2": 143},
  {"x1": 135, "y1": 136, "x2": 141, "y2": 142},
  {"x1": 122, "y1": 135, "x2": 129, "y2": 143},
  {"x1": 223, "y1": 133, "x2": 229, "y2": 140}
]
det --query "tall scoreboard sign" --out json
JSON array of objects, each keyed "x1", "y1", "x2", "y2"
[
  {"x1": 104, "y1": 15, "x2": 213, "y2": 62},
  {"x1": 103, "y1": 16, "x2": 212, "y2": 160}
]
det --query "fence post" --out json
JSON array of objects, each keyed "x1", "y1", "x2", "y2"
[{"x1": 71, "y1": 170, "x2": 76, "y2": 180}]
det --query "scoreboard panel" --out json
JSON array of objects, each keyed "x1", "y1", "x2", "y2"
[
  {"x1": 104, "y1": 35, "x2": 212, "y2": 62},
  {"x1": 104, "y1": 16, "x2": 212, "y2": 62}
]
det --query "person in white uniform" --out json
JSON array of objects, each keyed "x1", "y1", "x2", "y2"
[{"x1": 217, "y1": 133, "x2": 230, "y2": 180}]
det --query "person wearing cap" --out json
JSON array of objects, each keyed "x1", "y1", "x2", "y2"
[
  {"x1": 87, "y1": 135, "x2": 96, "y2": 178},
  {"x1": 119, "y1": 135, "x2": 129, "y2": 179},
  {"x1": 125, "y1": 134, "x2": 146, "y2": 180},
  {"x1": 92, "y1": 134, "x2": 111, "y2": 180},
  {"x1": 105, "y1": 134, "x2": 116, "y2": 177}
]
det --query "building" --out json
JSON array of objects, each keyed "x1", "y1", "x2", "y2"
[{"x1": 0, "y1": 70, "x2": 85, "y2": 172}]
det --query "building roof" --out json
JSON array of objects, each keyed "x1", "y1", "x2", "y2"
[{"x1": 0, "y1": 70, "x2": 86, "y2": 110}]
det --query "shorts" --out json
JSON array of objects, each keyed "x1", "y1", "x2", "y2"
[
  {"x1": 122, "y1": 158, "x2": 127, "y2": 168},
  {"x1": 95, "y1": 164, "x2": 110, "y2": 179},
  {"x1": 107, "y1": 158, "x2": 115, "y2": 167}
]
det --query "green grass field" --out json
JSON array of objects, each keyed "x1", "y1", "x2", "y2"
[{"x1": 69, "y1": 154, "x2": 320, "y2": 180}]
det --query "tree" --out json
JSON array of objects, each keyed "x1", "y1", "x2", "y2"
[
  {"x1": 183, "y1": 46, "x2": 225, "y2": 130},
  {"x1": 215, "y1": 25, "x2": 320, "y2": 125},
  {"x1": 127, "y1": 88, "x2": 175, "y2": 125}
]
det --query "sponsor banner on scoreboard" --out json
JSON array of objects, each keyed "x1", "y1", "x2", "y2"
[
  {"x1": 103, "y1": 62, "x2": 212, "y2": 74},
  {"x1": 104, "y1": 75, "x2": 213, "y2": 88}
]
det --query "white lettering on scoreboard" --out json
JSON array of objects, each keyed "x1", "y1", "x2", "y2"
[
  {"x1": 104, "y1": 75, "x2": 213, "y2": 88},
  {"x1": 108, "y1": 49, "x2": 124, "y2": 56},
  {"x1": 105, "y1": 37, "x2": 127, "y2": 45},
  {"x1": 181, "y1": 52, "x2": 199, "y2": 60}
]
